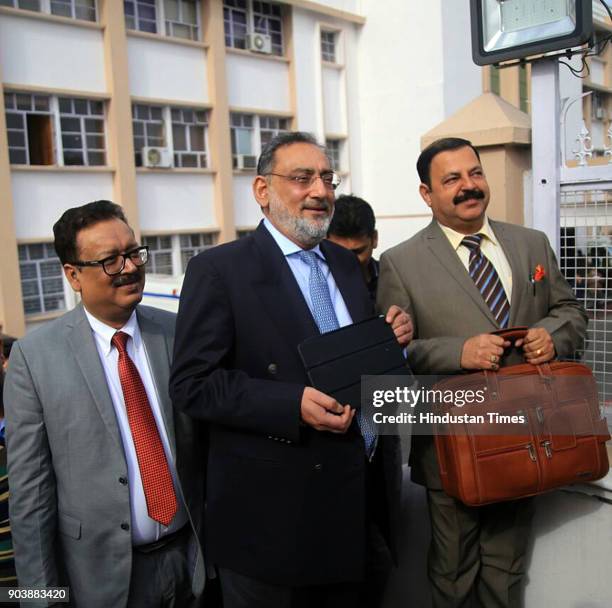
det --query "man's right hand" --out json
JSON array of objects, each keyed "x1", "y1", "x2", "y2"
[
  {"x1": 300, "y1": 387, "x2": 355, "y2": 433},
  {"x1": 460, "y1": 333, "x2": 511, "y2": 370}
]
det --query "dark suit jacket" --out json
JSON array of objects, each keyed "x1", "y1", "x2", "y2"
[
  {"x1": 4, "y1": 304, "x2": 206, "y2": 607},
  {"x1": 377, "y1": 219, "x2": 588, "y2": 488},
  {"x1": 170, "y1": 222, "x2": 401, "y2": 586}
]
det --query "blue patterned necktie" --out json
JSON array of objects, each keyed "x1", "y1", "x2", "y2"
[
  {"x1": 462, "y1": 234, "x2": 510, "y2": 328},
  {"x1": 298, "y1": 250, "x2": 377, "y2": 457}
]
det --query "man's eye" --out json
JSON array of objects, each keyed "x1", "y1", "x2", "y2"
[
  {"x1": 321, "y1": 174, "x2": 334, "y2": 185},
  {"x1": 293, "y1": 175, "x2": 311, "y2": 184}
]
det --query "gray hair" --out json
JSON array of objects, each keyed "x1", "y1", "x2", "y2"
[{"x1": 256, "y1": 131, "x2": 329, "y2": 176}]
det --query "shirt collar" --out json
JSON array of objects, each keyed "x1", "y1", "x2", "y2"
[
  {"x1": 84, "y1": 307, "x2": 140, "y2": 357},
  {"x1": 437, "y1": 217, "x2": 500, "y2": 251},
  {"x1": 263, "y1": 217, "x2": 326, "y2": 262}
]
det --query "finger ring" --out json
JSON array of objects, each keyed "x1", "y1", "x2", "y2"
[{"x1": 537, "y1": 349, "x2": 542, "y2": 356}]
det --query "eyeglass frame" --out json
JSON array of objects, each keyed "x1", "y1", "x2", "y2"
[
  {"x1": 264, "y1": 171, "x2": 341, "y2": 191},
  {"x1": 70, "y1": 245, "x2": 150, "y2": 277}
]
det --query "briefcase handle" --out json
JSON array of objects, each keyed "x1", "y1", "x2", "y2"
[{"x1": 491, "y1": 326, "x2": 528, "y2": 342}]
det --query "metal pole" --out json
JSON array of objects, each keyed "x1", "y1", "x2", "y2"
[{"x1": 530, "y1": 58, "x2": 561, "y2": 256}]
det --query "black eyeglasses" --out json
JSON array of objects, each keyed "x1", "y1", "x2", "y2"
[
  {"x1": 265, "y1": 172, "x2": 341, "y2": 191},
  {"x1": 71, "y1": 246, "x2": 149, "y2": 277}
]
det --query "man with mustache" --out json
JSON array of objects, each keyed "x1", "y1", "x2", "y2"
[
  {"x1": 377, "y1": 137, "x2": 586, "y2": 607},
  {"x1": 170, "y1": 131, "x2": 412, "y2": 607},
  {"x1": 4, "y1": 201, "x2": 206, "y2": 607}
]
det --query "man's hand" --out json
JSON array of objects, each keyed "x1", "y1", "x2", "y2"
[
  {"x1": 385, "y1": 305, "x2": 414, "y2": 347},
  {"x1": 515, "y1": 327, "x2": 555, "y2": 365},
  {"x1": 461, "y1": 333, "x2": 511, "y2": 370},
  {"x1": 300, "y1": 387, "x2": 355, "y2": 433}
]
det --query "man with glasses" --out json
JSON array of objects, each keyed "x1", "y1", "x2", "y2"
[
  {"x1": 171, "y1": 132, "x2": 412, "y2": 608},
  {"x1": 4, "y1": 201, "x2": 206, "y2": 607}
]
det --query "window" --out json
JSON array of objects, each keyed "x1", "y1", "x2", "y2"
[
  {"x1": 223, "y1": 0, "x2": 247, "y2": 49},
  {"x1": 236, "y1": 229, "x2": 255, "y2": 239},
  {"x1": 163, "y1": 0, "x2": 198, "y2": 40},
  {"x1": 230, "y1": 113, "x2": 254, "y2": 167},
  {"x1": 132, "y1": 104, "x2": 165, "y2": 166},
  {"x1": 18, "y1": 243, "x2": 65, "y2": 316},
  {"x1": 179, "y1": 233, "x2": 215, "y2": 271},
  {"x1": 259, "y1": 115, "x2": 288, "y2": 148},
  {"x1": 224, "y1": 0, "x2": 283, "y2": 56},
  {"x1": 252, "y1": 1, "x2": 282, "y2": 55},
  {"x1": 142, "y1": 235, "x2": 173, "y2": 275},
  {"x1": 59, "y1": 97, "x2": 105, "y2": 166},
  {"x1": 320, "y1": 30, "x2": 336, "y2": 63},
  {"x1": 4, "y1": 92, "x2": 54, "y2": 165},
  {"x1": 326, "y1": 139, "x2": 341, "y2": 171},
  {"x1": 143, "y1": 233, "x2": 218, "y2": 275},
  {"x1": 171, "y1": 107, "x2": 208, "y2": 168},
  {"x1": 0, "y1": 0, "x2": 96, "y2": 20},
  {"x1": 4, "y1": 92, "x2": 107, "y2": 167},
  {"x1": 123, "y1": 0, "x2": 199, "y2": 40},
  {"x1": 124, "y1": 0, "x2": 157, "y2": 33},
  {"x1": 591, "y1": 92, "x2": 607, "y2": 122},
  {"x1": 133, "y1": 104, "x2": 209, "y2": 168},
  {"x1": 230, "y1": 113, "x2": 288, "y2": 168}
]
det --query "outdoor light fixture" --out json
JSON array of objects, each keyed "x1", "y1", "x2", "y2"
[{"x1": 470, "y1": 0, "x2": 593, "y2": 65}]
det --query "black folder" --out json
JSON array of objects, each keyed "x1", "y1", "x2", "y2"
[{"x1": 297, "y1": 315, "x2": 412, "y2": 410}]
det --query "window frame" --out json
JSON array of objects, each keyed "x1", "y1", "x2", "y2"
[{"x1": 223, "y1": 0, "x2": 284, "y2": 56}]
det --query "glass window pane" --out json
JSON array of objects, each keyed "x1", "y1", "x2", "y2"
[
  {"x1": 86, "y1": 134, "x2": 105, "y2": 149},
  {"x1": 181, "y1": 153, "x2": 197, "y2": 167},
  {"x1": 236, "y1": 128, "x2": 252, "y2": 154},
  {"x1": 61, "y1": 117, "x2": 81, "y2": 132},
  {"x1": 8, "y1": 130, "x2": 25, "y2": 147},
  {"x1": 89, "y1": 101, "x2": 104, "y2": 116},
  {"x1": 34, "y1": 96, "x2": 49, "y2": 111},
  {"x1": 63, "y1": 150, "x2": 84, "y2": 165},
  {"x1": 19, "y1": 264, "x2": 37, "y2": 281},
  {"x1": 150, "y1": 107, "x2": 162, "y2": 120},
  {"x1": 73, "y1": 99, "x2": 88, "y2": 115},
  {"x1": 28, "y1": 244, "x2": 44, "y2": 259},
  {"x1": 87, "y1": 151, "x2": 105, "y2": 165},
  {"x1": 172, "y1": 124, "x2": 187, "y2": 150},
  {"x1": 62, "y1": 134, "x2": 83, "y2": 149},
  {"x1": 164, "y1": 0, "x2": 178, "y2": 20},
  {"x1": 189, "y1": 125, "x2": 204, "y2": 151},
  {"x1": 58, "y1": 98, "x2": 72, "y2": 113},
  {"x1": 5, "y1": 113, "x2": 23, "y2": 129},
  {"x1": 9, "y1": 149, "x2": 27, "y2": 164},
  {"x1": 141, "y1": 19, "x2": 156, "y2": 32},
  {"x1": 16, "y1": 94, "x2": 33, "y2": 111}
]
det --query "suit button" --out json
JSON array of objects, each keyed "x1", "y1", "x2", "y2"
[
  {"x1": 314, "y1": 463, "x2": 323, "y2": 471},
  {"x1": 121, "y1": 522, "x2": 130, "y2": 531},
  {"x1": 267, "y1": 363, "x2": 278, "y2": 375},
  {"x1": 119, "y1": 476, "x2": 128, "y2": 485}
]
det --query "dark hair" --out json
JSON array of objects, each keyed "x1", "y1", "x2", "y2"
[
  {"x1": 53, "y1": 200, "x2": 128, "y2": 265},
  {"x1": 416, "y1": 137, "x2": 481, "y2": 187},
  {"x1": 328, "y1": 194, "x2": 376, "y2": 238},
  {"x1": 257, "y1": 131, "x2": 328, "y2": 176}
]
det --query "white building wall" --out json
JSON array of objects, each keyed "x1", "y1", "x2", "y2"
[
  {"x1": 136, "y1": 173, "x2": 216, "y2": 232},
  {"x1": 0, "y1": 14, "x2": 105, "y2": 92},
  {"x1": 322, "y1": 65, "x2": 346, "y2": 135},
  {"x1": 233, "y1": 174, "x2": 262, "y2": 227},
  {"x1": 226, "y1": 54, "x2": 290, "y2": 112},
  {"x1": 357, "y1": 0, "x2": 481, "y2": 253},
  {"x1": 11, "y1": 171, "x2": 114, "y2": 239},
  {"x1": 127, "y1": 37, "x2": 209, "y2": 103}
]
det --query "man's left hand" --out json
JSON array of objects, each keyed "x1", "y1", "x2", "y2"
[
  {"x1": 515, "y1": 327, "x2": 556, "y2": 364},
  {"x1": 385, "y1": 305, "x2": 413, "y2": 347}
]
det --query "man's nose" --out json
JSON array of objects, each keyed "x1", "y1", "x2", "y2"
[
  {"x1": 309, "y1": 175, "x2": 329, "y2": 198},
  {"x1": 460, "y1": 173, "x2": 477, "y2": 190}
]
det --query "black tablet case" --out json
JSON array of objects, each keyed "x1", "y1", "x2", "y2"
[{"x1": 298, "y1": 316, "x2": 412, "y2": 409}]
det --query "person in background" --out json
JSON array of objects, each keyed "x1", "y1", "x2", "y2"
[{"x1": 327, "y1": 194, "x2": 379, "y2": 301}]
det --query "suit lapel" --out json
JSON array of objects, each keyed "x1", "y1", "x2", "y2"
[
  {"x1": 251, "y1": 223, "x2": 320, "y2": 349},
  {"x1": 489, "y1": 220, "x2": 524, "y2": 327},
  {"x1": 424, "y1": 220, "x2": 498, "y2": 326},
  {"x1": 66, "y1": 304, "x2": 122, "y2": 450},
  {"x1": 137, "y1": 307, "x2": 176, "y2": 458}
]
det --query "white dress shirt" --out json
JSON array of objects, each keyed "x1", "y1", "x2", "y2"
[
  {"x1": 84, "y1": 308, "x2": 188, "y2": 545},
  {"x1": 438, "y1": 217, "x2": 513, "y2": 303},
  {"x1": 263, "y1": 218, "x2": 353, "y2": 327}
]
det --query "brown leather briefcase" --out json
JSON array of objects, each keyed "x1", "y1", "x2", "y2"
[{"x1": 433, "y1": 328, "x2": 610, "y2": 506}]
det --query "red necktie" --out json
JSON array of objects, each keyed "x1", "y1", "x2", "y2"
[{"x1": 112, "y1": 331, "x2": 177, "y2": 527}]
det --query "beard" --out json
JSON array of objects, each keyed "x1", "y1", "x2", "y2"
[{"x1": 268, "y1": 193, "x2": 333, "y2": 248}]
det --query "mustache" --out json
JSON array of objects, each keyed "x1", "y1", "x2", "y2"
[
  {"x1": 301, "y1": 200, "x2": 332, "y2": 212},
  {"x1": 112, "y1": 272, "x2": 142, "y2": 288},
  {"x1": 453, "y1": 189, "x2": 485, "y2": 205}
]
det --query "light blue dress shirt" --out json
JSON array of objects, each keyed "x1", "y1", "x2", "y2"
[{"x1": 263, "y1": 218, "x2": 353, "y2": 328}]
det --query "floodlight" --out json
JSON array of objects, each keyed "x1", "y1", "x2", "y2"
[{"x1": 470, "y1": 0, "x2": 593, "y2": 65}]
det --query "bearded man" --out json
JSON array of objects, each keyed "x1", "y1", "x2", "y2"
[{"x1": 170, "y1": 131, "x2": 412, "y2": 608}]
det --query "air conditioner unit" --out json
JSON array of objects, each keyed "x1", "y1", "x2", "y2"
[
  {"x1": 246, "y1": 32, "x2": 272, "y2": 54},
  {"x1": 235, "y1": 154, "x2": 258, "y2": 170},
  {"x1": 142, "y1": 146, "x2": 172, "y2": 168}
]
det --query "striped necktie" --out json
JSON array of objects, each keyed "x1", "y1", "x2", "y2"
[
  {"x1": 298, "y1": 250, "x2": 377, "y2": 457},
  {"x1": 461, "y1": 234, "x2": 510, "y2": 328}
]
